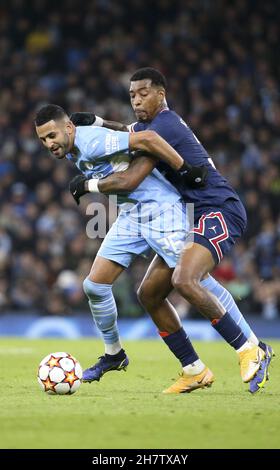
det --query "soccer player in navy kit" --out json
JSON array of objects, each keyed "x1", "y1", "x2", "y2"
[{"x1": 70, "y1": 68, "x2": 273, "y2": 393}]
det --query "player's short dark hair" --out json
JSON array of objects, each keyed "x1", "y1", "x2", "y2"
[
  {"x1": 130, "y1": 67, "x2": 167, "y2": 89},
  {"x1": 34, "y1": 104, "x2": 68, "y2": 126}
]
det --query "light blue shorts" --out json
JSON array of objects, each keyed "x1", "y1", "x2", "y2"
[{"x1": 97, "y1": 201, "x2": 189, "y2": 268}]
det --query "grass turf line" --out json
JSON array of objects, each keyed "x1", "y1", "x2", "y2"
[{"x1": 0, "y1": 338, "x2": 279, "y2": 449}]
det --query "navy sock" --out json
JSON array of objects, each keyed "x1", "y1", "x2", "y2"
[
  {"x1": 212, "y1": 312, "x2": 248, "y2": 350},
  {"x1": 200, "y1": 275, "x2": 255, "y2": 340},
  {"x1": 160, "y1": 327, "x2": 199, "y2": 367}
]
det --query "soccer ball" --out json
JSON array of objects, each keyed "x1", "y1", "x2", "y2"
[{"x1": 37, "y1": 352, "x2": 83, "y2": 395}]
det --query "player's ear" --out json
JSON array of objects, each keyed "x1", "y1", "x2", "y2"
[
  {"x1": 157, "y1": 88, "x2": 165, "y2": 101},
  {"x1": 65, "y1": 119, "x2": 75, "y2": 135}
]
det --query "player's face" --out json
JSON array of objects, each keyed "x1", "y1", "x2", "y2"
[
  {"x1": 36, "y1": 119, "x2": 74, "y2": 159},
  {"x1": 129, "y1": 79, "x2": 165, "y2": 122}
]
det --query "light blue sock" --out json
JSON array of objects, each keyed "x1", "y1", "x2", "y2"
[
  {"x1": 83, "y1": 278, "x2": 120, "y2": 346},
  {"x1": 200, "y1": 275, "x2": 258, "y2": 344}
]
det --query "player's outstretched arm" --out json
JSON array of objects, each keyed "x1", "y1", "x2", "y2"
[
  {"x1": 87, "y1": 155, "x2": 157, "y2": 194},
  {"x1": 102, "y1": 120, "x2": 129, "y2": 131},
  {"x1": 70, "y1": 112, "x2": 129, "y2": 132}
]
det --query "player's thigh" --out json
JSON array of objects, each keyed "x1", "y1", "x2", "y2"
[
  {"x1": 173, "y1": 242, "x2": 215, "y2": 285},
  {"x1": 90, "y1": 217, "x2": 150, "y2": 283},
  {"x1": 143, "y1": 201, "x2": 189, "y2": 270},
  {"x1": 173, "y1": 204, "x2": 241, "y2": 284},
  {"x1": 185, "y1": 203, "x2": 245, "y2": 269},
  {"x1": 88, "y1": 256, "x2": 125, "y2": 284},
  {"x1": 138, "y1": 255, "x2": 174, "y2": 302}
]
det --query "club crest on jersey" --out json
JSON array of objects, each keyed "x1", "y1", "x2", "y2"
[{"x1": 85, "y1": 162, "x2": 94, "y2": 170}]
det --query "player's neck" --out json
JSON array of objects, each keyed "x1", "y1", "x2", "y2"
[
  {"x1": 70, "y1": 146, "x2": 79, "y2": 159},
  {"x1": 154, "y1": 102, "x2": 169, "y2": 118},
  {"x1": 68, "y1": 127, "x2": 77, "y2": 157}
]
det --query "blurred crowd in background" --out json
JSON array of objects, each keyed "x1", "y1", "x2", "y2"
[{"x1": 0, "y1": 0, "x2": 279, "y2": 318}]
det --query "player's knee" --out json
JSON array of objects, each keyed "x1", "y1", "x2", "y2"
[
  {"x1": 137, "y1": 281, "x2": 161, "y2": 308},
  {"x1": 83, "y1": 277, "x2": 112, "y2": 301},
  {"x1": 172, "y1": 271, "x2": 198, "y2": 299},
  {"x1": 137, "y1": 283, "x2": 151, "y2": 307}
]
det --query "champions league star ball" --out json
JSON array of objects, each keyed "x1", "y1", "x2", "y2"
[{"x1": 38, "y1": 352, "x2": 83, "y2": 395}]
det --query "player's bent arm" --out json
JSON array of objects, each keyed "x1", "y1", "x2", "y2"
[
  {"x1": 71, "y1": 113, "x2": 184, "y2": 169},
  {"x1": 70, "y1": 112, "x2": 208, "y2": 189},
  {"x1": 129, "y1": 130, "x2": 184, "y2": 171},
  {"x1": 86, "y1": 156, "x2": 157, "y2": 194}
]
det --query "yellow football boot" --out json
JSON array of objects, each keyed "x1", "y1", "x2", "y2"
[
  {"x1": 238, "y1": 345, "x2": 265, "y2": 383},
  {"x1": 162, "y1": 367, "x2": 214, "y2": 394}
]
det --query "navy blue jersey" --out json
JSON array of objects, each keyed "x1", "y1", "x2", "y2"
[{"x1": 130, "y1": 109, "x2": 240, "y2": 211}]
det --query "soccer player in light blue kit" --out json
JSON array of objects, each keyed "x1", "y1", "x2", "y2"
[{"x1": 35, "y1": 104, "x2": 266, "y2": 394}]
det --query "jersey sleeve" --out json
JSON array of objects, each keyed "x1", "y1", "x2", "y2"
[
  {"x1": 85, "y1": 127, "x2": 130, "y2": 161},
  {"x1": 148, "y1": 111, "x2": 183, "y2": 147},
  {"x1": 127, "y1": 122, "x2": 137, "y2": 132},
  {"x1": 129, "y1": 122, "x2": 147, "y2": 132}
]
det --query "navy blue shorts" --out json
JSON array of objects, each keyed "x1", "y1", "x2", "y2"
[{"x1": 187, "y1": 198, "x2": 247, "y2": 264}]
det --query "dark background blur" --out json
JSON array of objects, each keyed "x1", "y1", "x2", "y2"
[{"x1": 0, "y1": 0, "x2": 279, "y2": 320}]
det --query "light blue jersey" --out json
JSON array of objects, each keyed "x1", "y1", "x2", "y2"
[
  {"x1": 67, "y1": 125, "x2": 189, "y2": 268},
  {"x1": 67, "y1": 126, "x2": 181, "y2": 219}
]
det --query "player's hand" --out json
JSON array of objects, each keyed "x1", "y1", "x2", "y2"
[
  {"x1": 69, "y1": 175, "x2": 88, "y2": 205},
  {"x1": 70, "y1": 112, "x2": 96, "y2": 126},
  {"x1": 178, "y1": 163, "x2": 208, "y2": 189}
]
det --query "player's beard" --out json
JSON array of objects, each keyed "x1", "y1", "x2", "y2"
[
  {"x1": 55, "y1": 134, "x2": 71, "y2": 159},
  {"x1": 55, "y1": 150, "x2": 65, "y2": 159},
  {"x1": 135, "y1": 111, "x2": 149, "y2": 122}
]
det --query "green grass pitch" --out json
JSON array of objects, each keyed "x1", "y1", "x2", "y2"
[{"x1": 0, "y1": 338, "x2": 279, "y2": 449}]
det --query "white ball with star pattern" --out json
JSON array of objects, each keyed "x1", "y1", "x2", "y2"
[{"x1": 37, "y1": 352, "x2": 83, "y2": 395}]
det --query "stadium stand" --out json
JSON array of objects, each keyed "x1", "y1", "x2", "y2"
[{"x1": 0, "y1": 0, "x2": 279, "y2": 319}]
